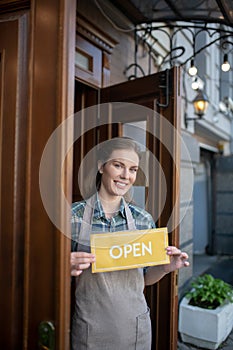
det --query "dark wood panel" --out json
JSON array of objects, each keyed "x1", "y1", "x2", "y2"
[
  {"x1": 0, "y1": 0, "x2": 30, "y2": 14},
  {"x1": 0, "y1": 15, "x2": 28, "y2": 349},
  {"x1": 75, "y1": 35, "x2": 102, "y2": 88},
  {"x1": 0, "y1": 17, "x2": 27, "y2": 349}
]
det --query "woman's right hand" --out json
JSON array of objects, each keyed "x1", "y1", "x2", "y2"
[{"x1": 70, "y1": 252, "x2": 96, "y2": 276}]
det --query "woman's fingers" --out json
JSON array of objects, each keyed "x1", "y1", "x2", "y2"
[
  {"x1": 164, "y1": 246, "x2": 190, "y2": 272},
  {"x1": 166, "y1": 246, "x2": 189, "y2": 259},
  {"x1": 71, "y1": 269, "x2": 83, "y2": 276},
  {"x1": 71, "y1": 252, "x2": 95, "y2": 265},
  {"x1": 180, "y1": 252, "x2": 189, "y2": 260},
  {"x1": 71, "y1": 251, "x2": 95, "y2": 262},
  {"x1": 71, "y1": 262, "x2": 92, "y2": 276},
  {"x1": 70, "y1": 252, "x2": 95, "y2": 276},
  {"x1": 166, "y1": 246, "x2": 181, "y2": 255}
]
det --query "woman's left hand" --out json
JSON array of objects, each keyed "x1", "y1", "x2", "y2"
[
  {"x1": 144, "y1": 246, "x2": 189, "y2": 286},
  {"x1": 163, "y1": 246, "x2": 189, "y2": 273}
]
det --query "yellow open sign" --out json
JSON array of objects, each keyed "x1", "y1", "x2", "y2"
[{"x1": 91, "y1": 227, "x2": 169, "y2": 273}]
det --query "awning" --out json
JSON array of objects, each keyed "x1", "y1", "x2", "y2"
[{"x1": 109, "y1": 0, "x2": 233, "y2": 27}]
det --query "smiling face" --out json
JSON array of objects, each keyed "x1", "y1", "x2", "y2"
[{"x1": 98, "y1": 149, "x2": 139, "y2": 201}]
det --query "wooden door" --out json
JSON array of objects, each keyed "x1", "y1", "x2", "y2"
[
  {"x1": 100, "y1": 67, "x2": 181, "y2": 350},
  {"x1": 0, "y1": 14, "x2": 28, "y2": 350},
  {"x1": 0, "y1": 1, "x2": 76, "y2": 349},
  {"x1": 73, "y1": 80, "x2": 119, "y2": 202}
]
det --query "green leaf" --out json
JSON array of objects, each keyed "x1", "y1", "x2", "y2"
[{"x1": 185, "y1": 274, "x2": 233, "y2": 309}]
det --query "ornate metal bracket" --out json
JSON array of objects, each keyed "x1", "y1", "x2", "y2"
[{"x1": 124, "y1": 22, "x2": 233, "y2": 81}]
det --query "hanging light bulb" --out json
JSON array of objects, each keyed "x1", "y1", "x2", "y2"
[
  {"x1": 188, "y1": 58, "x2": 198, "y2": 76},
  {"x1": 191, "y1": 77, "x2": 199, "y2": 90},
  {"x1": 221, "y1": 53, "x2": 231, "y2": 72},
  {"x1": 191, "y1": 76, "x2": 204, "y2": 90}
]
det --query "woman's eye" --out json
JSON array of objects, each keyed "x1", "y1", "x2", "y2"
[{"x1": 114, "y1": 163, "x2": 121, "y2": 168}]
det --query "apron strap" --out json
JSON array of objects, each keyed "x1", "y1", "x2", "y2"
[
  {"x1": 78, "y1": 194, "x2": 136, "y2": 251},
  {"x1": 77, "y1": 194, "x2": 96, "y2": 251},
  {"x1": 122, "y1": 197, "x2": 136, "y2": 231}
]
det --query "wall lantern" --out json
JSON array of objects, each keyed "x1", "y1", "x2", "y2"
[
  {"x1": 185, "y1": 90, "x2": 209, "y2": 127},
  {"x1": 193, "y1": 90, "x2": 209, "y2": 117}
]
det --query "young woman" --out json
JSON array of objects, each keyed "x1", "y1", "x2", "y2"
[{"x1": 70, "y1": 137, "x2": 189, "y2": 350}]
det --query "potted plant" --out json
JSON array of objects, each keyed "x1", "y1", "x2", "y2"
[{"x1": 179, "y1": 274, "x2": 233, "y2": 349}]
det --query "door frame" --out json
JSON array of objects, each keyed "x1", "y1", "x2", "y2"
[
  {"x1": 24, "y1": 1, "x2": 76, "y2": 348},
  {"x1": 0, "y1": 1, "x2": 76, "y2": 349}
]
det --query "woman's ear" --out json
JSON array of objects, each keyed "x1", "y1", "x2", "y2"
[{"x1": 97, "y1": 160, "x2": 104, "y2": 174}]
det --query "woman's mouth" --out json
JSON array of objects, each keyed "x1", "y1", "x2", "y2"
[{"x1": 114, "y1": 181, "x2": 128, "y2": 188}]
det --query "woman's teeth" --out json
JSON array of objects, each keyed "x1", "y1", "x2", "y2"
[{"x1": 115, "y1": 182, "x2": 127, "y2": 187}]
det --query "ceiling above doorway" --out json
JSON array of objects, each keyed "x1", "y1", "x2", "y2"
[{"x1": 109, "y1": 0, "x2": 233, "y2": 27}]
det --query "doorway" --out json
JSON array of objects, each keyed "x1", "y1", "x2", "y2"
[
  {"x1": 193, "y1": 150, "x2": 214, "y2": 255},
  {"x1": 72, "y1": 66, "x2": 181, "y2": 350}
]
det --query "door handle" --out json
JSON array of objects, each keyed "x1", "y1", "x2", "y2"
[{"x1": 38, "y1": 321, "x2": 55, "y2": 350}]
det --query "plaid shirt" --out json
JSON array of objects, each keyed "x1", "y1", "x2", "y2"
[{"x1": 71, "y1": 193, "x2": 155, "y2": 252}]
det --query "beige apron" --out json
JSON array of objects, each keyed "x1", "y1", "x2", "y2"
[{"x1": 71, "y1": 195, "x2": 151, "y2": 350}]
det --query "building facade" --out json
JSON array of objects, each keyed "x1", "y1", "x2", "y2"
[
  {"x1": 1, "y1": 0, "x2": 233, "y2": 348},
  {"x1": 76, "y1": 0, "x2": 233, "y2": 293}
]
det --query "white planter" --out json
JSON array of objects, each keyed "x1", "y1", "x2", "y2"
[{"x1": 178, "y1": 296, "x2": 233, "y2": 349}]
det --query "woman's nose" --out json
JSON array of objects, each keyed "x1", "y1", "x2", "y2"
[{"x1": 121, "y1": 168, "x2": 130, "y2": 179}]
